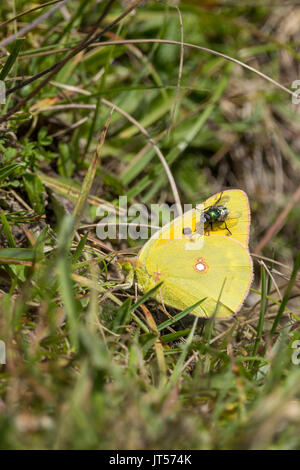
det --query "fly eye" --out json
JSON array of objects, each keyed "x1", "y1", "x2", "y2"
[{"x1": 183, "y1": 227, "x2": 192, "y2": 235}]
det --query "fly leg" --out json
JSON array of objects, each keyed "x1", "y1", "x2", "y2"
[{"x1": 224, "y1": 221, "x2": 232, "y2": 236}]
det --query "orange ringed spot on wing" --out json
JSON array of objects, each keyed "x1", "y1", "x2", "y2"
[
  {"x1": 194, "y1": 258, "x2": 209, "y2": 274},
  {"x1": 154, "y1": 271, "x2": 162, "y2": 282}
]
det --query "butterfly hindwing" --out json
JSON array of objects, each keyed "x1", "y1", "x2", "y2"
[{"x1": 137, "y1": 234, "x2": 253, "y2": 318}]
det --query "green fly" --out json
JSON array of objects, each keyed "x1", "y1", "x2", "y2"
[
  {"x1": 201, "y1": 193, "x2": 232, "y2": 235},
  {"x1": 182, "y1": 193, "x2": 241, "y2": 237}
]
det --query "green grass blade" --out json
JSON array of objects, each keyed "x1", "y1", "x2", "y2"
[
  {"x1": 166, "y1": 317, "x2": 198, "y2": 390},
  {"x1": 56, "y1": 215, "x2": 78, "y2": 350},
  {"x1": 113, "y1": 297, "x2": 132, "y2": 332},
  {"x1": 0, "y1": 38, "x2": 23, "y2": 81},
  {"x1": 157, "y1": 297, "x2": 206, "y2": 331},
  {"x1": 0, "y1": 248, "x2": 35, "y2": 262},
  {"x1": 130, "y1": 281, "x2": 163, "y2": 313},
  {"x1": 253, "y1": 265, "x2": 267, "y2": 356},
  {"x1": 72, "y1": 233, "x2": 88, "y2": 264},
  {"x1": 0, "y1": 213, "x2": 16, "y2": 248}
]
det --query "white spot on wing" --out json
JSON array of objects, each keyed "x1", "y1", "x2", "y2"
[
  {"x1": 195, "y1": 262, "x2": 205, "y2": 272},
  {"x1": 193, "y1": 257, "x2": 209, "y2": 274}
]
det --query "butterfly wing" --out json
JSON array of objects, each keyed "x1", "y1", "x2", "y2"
[
  {"x1": 203, "y1": 189, "x2": 250, "y2": 247},
  {"x1": 138, "y1": 189, "x2": 250, "y2": 280},
  {"x1": 138, "y1": 206, "x2": 198, "y2": 263},
  {"x1": 136, "y1": 234, "x2": 253, "y2": 318}
]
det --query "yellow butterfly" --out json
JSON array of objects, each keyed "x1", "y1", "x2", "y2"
[{"x1": 135, "y1": 189, "x2": 253, "y2": 318}]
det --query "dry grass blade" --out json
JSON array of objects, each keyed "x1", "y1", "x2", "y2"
[
  {"x1": 39, "y1": 173, "x2": 123, "y2": 214},
  {"x1": 141, "y1": 304, "x2": 167, "y2": 382},
  {"x1": 90, "y1": 39, "x2": 295, "y2": 98},
  {"x1": 101, "y1": 98, "x2": 183, "y2": 214}
]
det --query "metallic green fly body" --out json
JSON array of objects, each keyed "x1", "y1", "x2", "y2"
[{"x1": 201, "y1": 193, "x2": 231, "y2": 235}]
